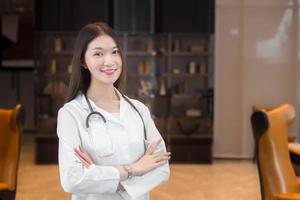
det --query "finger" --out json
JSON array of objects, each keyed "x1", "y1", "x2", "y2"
[
  {"x1": 153, "y1": 152, "x2": 171, "y2": 157},
  {"x1": 76, "y1": 147, "x2": 94, "y2": 164},
  {"x1": 79, "y1": 146, "x2": 94, "y2": 164},
  {"x1": 146, "y1": 139, "x2": 162, "y2": 155},
  {"x1": 75, "y1": 151, "x2": 91, "y2": 168},
  {"x1": 154, "y1": 160, "x2": 169, "y2": 168},
  {"x1": 145, "y1": 141, "x2": 155, "y2": 155},
  {"x1": 74, "y1": 148, "x2": 93, "y2": 165},
  {"x1": 75, "y1": 149, "x2": 93, "y2": 165},
  {"x1": 146, "y1": 139, "x2": 161, "y2": 152},
  {"x1": 79, "y1": 146, "x2": 88, "y2": 155},
  {"x1": 155, "y1": 155, "x2": 171, "y2": 163}
]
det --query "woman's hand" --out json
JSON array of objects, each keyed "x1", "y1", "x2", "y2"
[
  {"x1": 74, "y1": 147, "x2": 125, "y2": 192},
  {"x1": 74, "y1": 146, "x2": 94, "y2": 168},
  {"x1": 131, "y1": 138, "x2": 171, "y2": 176}
]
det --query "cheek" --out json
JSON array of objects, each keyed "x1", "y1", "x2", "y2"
[
  {"x1": 86, "y1": 58, "x2": 103, "y2": 69},
  {"x1": 116, "y1": 57, "x2": 122, "y2": 67}
]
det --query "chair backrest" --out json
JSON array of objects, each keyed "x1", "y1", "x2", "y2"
[
  {"x1": 251, "y1": 104, "x2": 299, "y2": 200},
  {"x1": 0, "y1": 104, "x2": 25, "y2": 191}
]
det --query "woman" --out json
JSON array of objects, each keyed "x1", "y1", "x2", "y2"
[{"x1": 56, "y1": 22, "x2": 170, "y2": 200}]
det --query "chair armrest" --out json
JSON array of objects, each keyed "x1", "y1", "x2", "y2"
[
  {"x1": 0, "y1": 182, "x2": 9, "y2": 190},
  {"x1": 275, "y1": 193, "x2": 300, "y2": 200},
  {"x1": 289, "y1": 134, "x2": 297, "y2": 142},
  {"x1": 289, "y1": 143, "x2": 300, "y2": 156}
]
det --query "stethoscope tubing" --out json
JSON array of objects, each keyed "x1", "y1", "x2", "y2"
[{"x1": 84, "y1": 93, "x2": 148, "y2": 151}]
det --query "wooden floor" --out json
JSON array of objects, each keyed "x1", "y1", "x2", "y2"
[{"x1": 16, "y1": 134, "x2": 261, "y2": 200}]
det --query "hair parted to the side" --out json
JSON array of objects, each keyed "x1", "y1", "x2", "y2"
[{"x1": 65, "y1": 22, "x2": 126, "y2": 102}]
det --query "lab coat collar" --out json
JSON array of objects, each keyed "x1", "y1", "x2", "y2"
[{"x1": 77, "y1": 88, "x2": 129, "y2": 124}]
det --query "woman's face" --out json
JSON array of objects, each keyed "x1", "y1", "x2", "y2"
[{"x1": 84, "y1": 34, "x2": 122, "y2": 87}]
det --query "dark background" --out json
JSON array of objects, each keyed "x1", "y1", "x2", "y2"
[{"x1": 34, "y1": 0, "x2": 215, "y2": 32}]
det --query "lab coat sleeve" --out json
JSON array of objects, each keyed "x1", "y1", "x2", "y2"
[
  {"x1": 120, "y1": 103, "x2": 170, "y2": 199},
  {"x1": 57, "y1": 107, "x2": 120, "y2": 194}
]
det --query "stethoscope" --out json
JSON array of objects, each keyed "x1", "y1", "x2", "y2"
[{"x1": 84, "y1": 93, "x2": 148, "y2": 152}]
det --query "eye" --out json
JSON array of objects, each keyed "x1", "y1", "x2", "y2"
[
  {"x1": 94, "y1": 52, "x2": 104, "y2": 57},
  {"x1": 112, "y1": 49, "x2": 120, "y2": 55}
]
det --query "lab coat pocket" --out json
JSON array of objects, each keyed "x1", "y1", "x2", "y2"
[{"x1": 87, "y1": 120, "x2": 114, "y2": 158}]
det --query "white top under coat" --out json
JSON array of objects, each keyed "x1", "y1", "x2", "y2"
[{"x1": 56, "y1": 89, "x2": 170, "y2": 200}]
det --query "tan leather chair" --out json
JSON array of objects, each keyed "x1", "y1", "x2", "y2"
[
  {"x1": 252, "y1": 105, "x2": 300, "y2": 176},
  {"x1": 0, "y1": 104, "x2": 25, "y2": 200},
  {"x1": 251, "y1": 104, "x2": 300, "y2": 200}
]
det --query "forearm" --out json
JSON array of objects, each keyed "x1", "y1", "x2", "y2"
[
  {"x1": 60, "y1": 164, "x2": 120, "y2": 194},
  {"x1": 59, "y1": 139, "x2": 121, "y2": 194},
  {"x1": 119, "y1": 162, "x2": 170, "y2": 199}
]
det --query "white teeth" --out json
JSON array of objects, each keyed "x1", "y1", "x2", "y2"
[{"x1": 100, "y1": 69, "x2": 116, "y2": 72}]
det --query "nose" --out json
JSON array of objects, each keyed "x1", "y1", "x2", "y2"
[{"x1": 103, "y1": 54, "x2": 114, "y2": 67}]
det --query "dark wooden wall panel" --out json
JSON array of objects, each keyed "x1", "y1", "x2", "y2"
[
  {"x1": 35, "y1": 0, "x2": 109, "y2": 31},
  {"x1": 155, "y1": 0, "x2": 215, "y2": 33}
]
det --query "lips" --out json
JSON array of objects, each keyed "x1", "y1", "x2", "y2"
[{"x1": 100, "y1": 68, "x2": 117, "y2": 76}]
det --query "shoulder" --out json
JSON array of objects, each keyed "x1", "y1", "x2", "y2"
[
  {"x1": 124, "y1": 96, "x2": 150, "y2": 115},
  {"x1": 58, "y1": 94, "x2": 84, "y2": 118},
  {"x1": 116, "y1": 88, "x2": 149, "y2": 113}
]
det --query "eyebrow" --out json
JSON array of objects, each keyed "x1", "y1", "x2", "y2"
[{"x1": 92, "y1": 46, "x2": 118, "y2": 51}]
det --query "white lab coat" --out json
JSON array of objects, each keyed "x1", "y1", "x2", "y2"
[{"x1": 56, "y1": 90, "x2": 170, "y2": 200}]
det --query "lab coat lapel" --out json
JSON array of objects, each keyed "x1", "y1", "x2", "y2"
[{"x1": 118, "y1": 92, "x2": 130, "y2": 122}]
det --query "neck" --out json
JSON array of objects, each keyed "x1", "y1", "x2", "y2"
[{"x1": 86, "y1": 81, "x2": 119, "y2": 102}]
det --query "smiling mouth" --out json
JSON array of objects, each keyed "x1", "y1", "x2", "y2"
[{"x1": 100, "y1": 69, "x2": 117, "y2": 76}]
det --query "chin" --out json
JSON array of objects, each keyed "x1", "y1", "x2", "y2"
[{"x1": 99, "y1": 77, "x2": 119, "y2": 86}]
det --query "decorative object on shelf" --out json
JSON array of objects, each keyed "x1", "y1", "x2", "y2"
[
  {"x1": 68, "y1": 64, "x2": 72, "y2": 74},
  {"x1": 43, "y1": 81, "x2": 67, "y2": 96},
  {"x1": 172, "y1": 68, "x2": 181, "y2": 74},
  {"x1": 175, "y1": 117, "x2": 200, "y2": 136},
  {"x1": 137, "y1": 61, "x2": 151, "y2": 75},
  {"x1": 138, "y1": 61, "x2": 145, "y2": 74},
  {"x1": 132, "y1": 39, "x2": 142, "y2": 51},
  {"x1": 159, "y1": 80, "x2": 167, "y2": 96},
  {"x1": 186, "y1": 109, "x2": 202, "y2": 117},
  {"x1": 138, "y1": 80, "x2": 153, "y2": 96},
  {"x1": 147, "y1": 38, "x2": 153, "y2": 52},
  {"x1": 50, "y1": 59, "x2": 57, "y2": 75},
  {"x1": 190, "y1": 45, "x2": 204, "y2": 53},
  {"x1": 173, "y1": 39, "x2": 181, "y2": 52},
  {"x1": 187, "y1": 61, "x2": 197, "y2": 74},
  {"x1": 144, "y1": 61, "x2": 151, "y2": 75},
  {"x1": 199, "y1": 63, "x2": 206, "y2": 75},
  {"x1": 54, "y1": 37, "x2": 63, "y2": 52},
  {"x1": 159, "y1": 47, "x2": 166, "y2": 54}
]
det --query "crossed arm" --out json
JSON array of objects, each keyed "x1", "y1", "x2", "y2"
[
  {"x1": 75, "y1": 138, "x2": 171, "y2": 193},
  {"x1": 74, "y1": 138, "x2": 171, "y2": 192}
]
